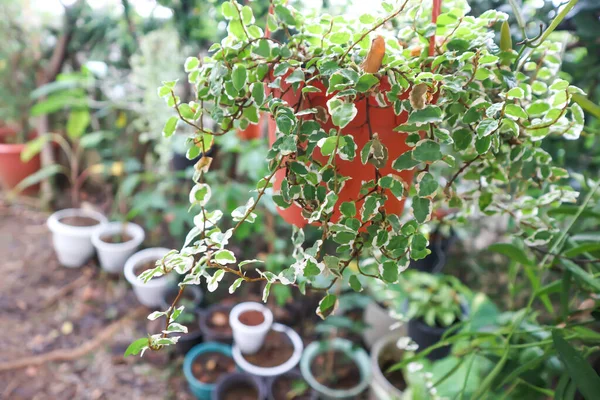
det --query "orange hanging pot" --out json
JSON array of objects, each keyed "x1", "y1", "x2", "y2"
[{"x1": 267, "y1": 77, "x2": 425, "y2": 228}]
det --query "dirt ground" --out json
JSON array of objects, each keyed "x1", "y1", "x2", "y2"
[{"x1": 0, "y1": 202, "x2": 194, "y2": 400}]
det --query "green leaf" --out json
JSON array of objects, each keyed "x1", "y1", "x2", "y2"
[
  {"x1": 417, "y1": 173, "x2": 438, "y2": 197},
  {"x1": 381, "y1": 260, "x2": 398, "y2": 283},
  {"x1": 304, "y1": 258, "x2": 321, "y2": 277},
  {"x1": 412, "y1": 140, "x2": 442, "y2": 163},
  {"x1": 124, "y1": 338, "x2": 148, "y2": 357},
  {"x1": 355, "y1": 74, "x2": 379, "y2": 92},
  {"x1": 392, "y1": 151, "x2": 419, "y2": 170},
  {"x1": 407, "y1": 106, "x2": 442, "y2": 125},
  {"x1": 11, "y1": 164, "x2": 66, "y2": 195},
  {"x1": 552, "y1": 330, "x2": 600, "y2": 400},
  {"x1": 506, "y1": 87, "x2": 525, "y2": 99},
  {"x1": 452, "y1": 128, "x2": 472, "y2": 151},
  {"x1": 21, "y1": 135, "x2": 51, "y2": 162},
  {"x1": 488, "y1": 243, "x2": 534, "y2": 266},
  {"x1": 476, "y1": 119, "x2": 499, "y2": 137},
  {"x1": 561, "y1": 259, "x2": 600, "y2": 292},
  {"x1": 327, "y1": 99, "x2": 357, "y2": 128},
  {"x1": 505, "y1": 104, "x2": 527, "y2": 119},
  {"x1": 66, "y1": 109, "x2": 90, "y2": 139},
  {"x1": 184, "y1": 57, "x2": 200, "y2": 72},
  {"x1": 572, "y1": 93, "x2": 600, "y2": 119},
  {"x1": 251, "y1": 82, "x2": 265, "y2": 105},
  {"x1": 163, "y1": 116, "x2": 178, "y2": 138},
  {"x1": 232, "y1": 65, "x2": 247, "y2": 91},
  {"x1": 221, "y1": 1, "x2": 236, "y2": 19},
  {"x1": 340, "y1": 202, "x2": 356, "y2": 217},
  {"x1": 349, "y1": 275, "x2": 362, "y2": 292},
  {"x1": 564, "y1": 243, "x2": 600, "y2": 257},
  {"x1": 275, "y1": 5, "x2": 296, "y2": 26},
  {"x1": 412, "y1": 196, "x2": 431, "y2": 223},
  {"x1": 213, "y1": 249, "x2": 236, "y2": 265},
  {"x1": 317, "y1": 294, "x2": 337, "y2": 319}
]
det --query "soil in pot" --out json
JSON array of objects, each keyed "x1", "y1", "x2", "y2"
[
  {"x1": 100, "y1": 232, "x2": 133, "y2": 244},
  {"x1": 243, "y1": 330, "x2": 294, "y2": 367},
  {"x1": 191, "y1": 352, "x2": 236, "y2": 384},
  {"x1": 59, "y1": 216, "x2": 101, "y2": 227},
  {"x1": 238, "y1": 310, "x2": 265, "y2": 326},
  {"x1": 135, "y1": 260, "x2": 159, "y2": 277},
  {"x1": 208, "y1": 308, "x2": 232, "y2": 335},
  {"x1": 222, "y1": 384, "x2": 259, "y2": 400},
  {"x1": 272, "y1": 375, "x2": 312, "y2": 400},
  {"x1": 310, "y1": 350, "x2": 361, "y2": 390},
  {"x1": 379, "y1": 358, "x2": 406, "y2": 392}
]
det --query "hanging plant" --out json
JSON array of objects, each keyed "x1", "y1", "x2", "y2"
[{"x1": 125, "y1": 0, "x2": 586, "y2": 355}]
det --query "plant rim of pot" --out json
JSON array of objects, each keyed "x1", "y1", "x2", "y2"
[
  {"x1": 124, "y1": 247, "x2": 173, "y2": 289},
  {"x1": 229, "y1": 301, "x2": 274, "y2": 333},
  {"x1": 211, "y1": 371, "x2": 266, "y2": 400},
  {"x1": 300, "y1": 338, "x2": 371, "y2": 398},
  {"x1": 232, "y1": 322, "x2": 304, "y2": 377},
  {"x1": 266, "y1": 369, "x2": 318, "y2": 400},
  {"x1": 47, "y1": 208, "x2": 107, "y2": 236},
  {"x1": 183, "y1": 342, "x2": 235, "y2": 395},
  {"x1": 91, "y1": 221, "x2": 145, "y2": 251}
]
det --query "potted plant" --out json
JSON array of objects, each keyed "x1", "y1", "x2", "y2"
[
  {"x1": 402, "y1": 272, "x2": 467, "y2": 360},
  {"x1": 212, "y1": 372, "x2": 266, "y2": 400},
  {"x1": 124, "y1": 247, "x2": 174, "y2": 308},
  {"x1": 266, "y1": 370, "x2": 317, "y2": 400},
  {"x1": 199, "y1": 303, "x2": 235, "y2": 344},
  {"x1": 160, "y1": 285, "x2": 204, "y2": 355},
  {"x1": 300, "y1": 338, "x2": 370, "y2": 399},
  {"x1": 232, "y1": 322, "x2": 303, "y2": 377},
  {"x1": 183, "y1": 342, "x2": 236, "y2": 400},
  {"x1": 229, "y1": 301, "x2": 274, "y2": 354},
  {"x1": 91, "y1": 222, "x2": 145, "y2": 273},
  {"x1": 126, "y1": 2, "x2": 594, "y2": 396}
]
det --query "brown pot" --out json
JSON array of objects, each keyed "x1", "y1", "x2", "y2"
[{"x1": 0, "y1": 126, "x2": 41, "y2": 195}]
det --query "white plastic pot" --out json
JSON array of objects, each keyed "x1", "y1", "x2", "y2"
[
  {"x1": 363, "y1": 301, "x2": 406, "y2": 350},
  {"x1": 124, "y1": 247, "x2": 172, "y2": 308},
  {"x1": 369, "y1": 332, "x2": 406, "y2": 400},
  {"x1": 229, "y1": 302, "x2": 273, "y2": 354},
  {"x1": 232, "y1": 323, "x2": 303, "y2": 377},
  {"x1": 91, "y1": 222, "x2": 145, "y2": 273},
  {"x1": 47, "y1": 208, "x2": 108, "y2": 268}
]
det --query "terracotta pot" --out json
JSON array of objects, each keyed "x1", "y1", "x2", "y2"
[
  {"x1": 267, "y1": 78, "x2": 416, "y2": 227},
  {"x1": 0, "y1": 126, "x2": 41, "y2": 195},
  {"x1": 236, "y1": 115, "x2": 264, "y2": 141}
]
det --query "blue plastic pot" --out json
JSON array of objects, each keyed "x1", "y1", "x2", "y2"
[
  {"x1": 183, "y1": 342, "x2": 234, "y2": 400},
  {"x1": 300, "y1": 338, "x2": 370, "y2": 399}
]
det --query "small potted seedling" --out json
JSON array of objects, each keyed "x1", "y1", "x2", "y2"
[
  {"x1": 266, "y1": 370, "x2": 317, "y2": 400},
  {"x1": 212, "y1": 372, "x2": 266, "y2": 400},
  {"x1": 402, "y1": 272, "x2": 467, "y2": 360},
  {"x1": 161, "y1": 285, "x2": 203, "y2": 355},
  {"x1": 300, "y1": 338, "x2": 370, "y2": 399},
  {"x1": 124, "y1": 247, "x2": 173, "y2": 307},
  {"x1": 232, "y1": 322, "x2": 303, "y2": 378},
  {"x1": 183, "y1": 342, "x2": 236, "y2": 400},
  {"x1": 229, "y1": 301, "x2": 274, "y2": 354},
  {"x1": 91, "y1": 180, "x2": 146, "y2": 273}
]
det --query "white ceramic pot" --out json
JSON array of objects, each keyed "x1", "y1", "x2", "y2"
[
  {"x1": 229, "y1": 302, "x2": 273, "y2": 354},
  {"x1": 124, "y1": 247, "x2": 172, "y2": 308},
  {"x1": 369, "y1": 332, "x2": 406, "y2": 400},
  {"x1": 232, "y1": 323, "x2": 303, "y2": 377},
  {"x1": 91, "y1": 222, "x2": 145, "y2": 273},
  {"x1": 47, "y1": 208, "x2": 108, "y2": 268}
]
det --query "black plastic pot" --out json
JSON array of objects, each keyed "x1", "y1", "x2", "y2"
[
  {"x1": 409, "y1": 229, "x2": 456, "y2": 274},
  {"x1": 212, "y1": 372, "x2": 266, "y2": 400},
  {"x1": 199, "y1": 303, "x2": 234, "y2": 344},
  {"x1": 172, "y1": 151, "x2": 199, "y2": 172},
  {"x1": 407, "y1": 303, "x2": 468, "y2": 361},
  {"x1": 160, "y1": 285, "x2": 203, "y2": 311},
  {"x1": 266, "y1": 370, "x2": 317, "y2": 400}
]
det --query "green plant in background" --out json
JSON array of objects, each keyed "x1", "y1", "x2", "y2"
[
  {"x1": 123, "y1": 0, "x2": 600, "y2": 397},
  {"x1": 402, "y1": 272, "x2": 464, "y2": 327}
]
